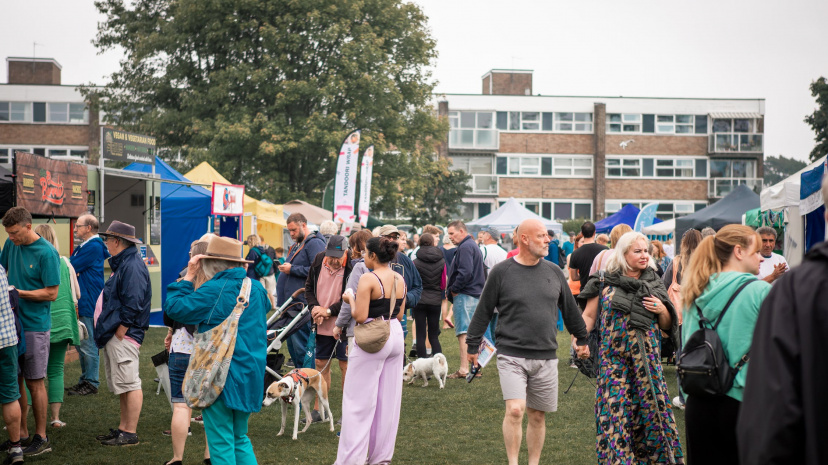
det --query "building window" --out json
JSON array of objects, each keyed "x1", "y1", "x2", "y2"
[
  {"x1": 495, "y1": 111, "x2": 592, "y2": 133},
  {"x1": 507, "y1": 199, "x2": 592, "y2": 221},
  {"x1": 521, "y1": 112, "x2": 540, "y2": 130},
  {"x1": 608, "y1": 156, "x2": 705, "y2": 178},
  {"x1": 449, "y1": 111, "x2": 497, "y2": 149},
  {"x1": 0, "y1": 149, "x2": 9, "y2": 164},
  {"x1": 655, "y1": 158, "x2": 694, "y2": 177},
  {"x1": 655, "y1": 115, "x2": 694, "y2": 134},
  {"x1": 0, "y1": 101, "x2": 87, "y2": 124},
  {"x1": 709, "y1": 159, "x2": 757, "y2": 178},
  {"x1": 607, "y1": 113, "x2": 641, "y2": 133},
  {"x1": 607, "y1": 158, "x2": 641, "y2": 177},
  {"x1": 554, "y1": 112, "x2": 593, "y2": 132},
  {"x1": 496, "y1": 155, "x2": 593, "y2": 178},
  {"x1": 0, "y1": 102, "x2": 32, "y2": 122}
]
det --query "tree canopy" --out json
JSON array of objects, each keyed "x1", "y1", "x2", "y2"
[
  {"x1": 763, "y1": 154, "x2": 807, "y2": 186},
  {"x1": 805, "y1": 76, "x2": 828, "y2": 162},
  {"x1": 87, "y1": 0, "x2": 465, "y2": 221}
]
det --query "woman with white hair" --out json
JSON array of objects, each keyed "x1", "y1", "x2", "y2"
[{"x1": 579, "y1": 231, "x2": 684, "y2": 464}]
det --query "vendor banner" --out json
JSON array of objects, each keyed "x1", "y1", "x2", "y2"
[
  {"x1": 15, "y1": 152, "x2": 87, "y2": 217},
  {"x1": 634, "y1": 202, "x2": 659, "y2": 232},
  {"x1": 211, "y1": 182, "x2": 245, "y2": 216},
  {"x1": 333, "y1": 130, "x2": 360, "y2": 223},
  {"x1": 358, "y1": 145, "x2": 374, "y2": 227},
  {"x1": 101, "y1": 128, "x2": 156, "y2": 165}
]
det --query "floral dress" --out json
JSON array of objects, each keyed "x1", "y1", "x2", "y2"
[{"x1": 595, "y1": 286, "x2": 684, "y2": 464}]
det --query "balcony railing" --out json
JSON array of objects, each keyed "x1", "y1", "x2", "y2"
[
  {"x1": 449, "y1": 129, "x2": 499, "y2": 150},
  {"x1": 708, "y1": 177, "x2": 763, "y2": 198},
  {"x1": 466, "y1": 174, "x2": 498, "y2": 195},
  {"x1": 709, "y1": 133, "x2": 763, "y2": 153}
]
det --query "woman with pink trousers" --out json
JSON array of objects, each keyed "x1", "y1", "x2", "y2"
[{"x1": 335, "y1": 236, "x2": 406, "y2": 465}]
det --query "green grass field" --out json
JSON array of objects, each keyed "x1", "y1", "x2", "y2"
[{"x1": 31, "y1": 324, "x2": 686, "y2": 464}]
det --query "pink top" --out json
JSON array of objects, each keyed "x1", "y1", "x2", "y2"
[
  {"x1": 506, "y1": 248, "x2": 520, "y2": 259},
  {"x1": 315, "y1": 262, "x2": 345, "y2": 336}
]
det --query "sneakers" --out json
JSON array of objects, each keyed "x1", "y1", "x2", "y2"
[
  {"x1": 68, "y1": 381, "x2": 98, "y2": 396},
  {"x1": 6, "y1": 446, "x2": 23, "y2": 464},
  {"x1": 672, "y1": 396, "x2": 685, "y2": 410},
  {"x1": 300, "y1": 410, "x2": 324, "y2": 425},
  {"x1": 191, "y1": 415, "x2": 203, "y2": 424},
  {"x1": 64, "y1": 382, "x2": 82, "y2": 391},
  {"x1": 96, "y1": 429, "x2": 120, "y2": 441},
  {"x1": 21, "y1": 435, "x2": 50, "y2": 457},
  {"x1": 100, "y1": 431, "x2": 139, "y2": 446},
  {"x1": 162, "y1": 427, "x2": 192, "y2": 437}
]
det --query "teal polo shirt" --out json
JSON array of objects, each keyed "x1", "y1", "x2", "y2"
[{"x1": 0, "y1": 237, "x2": 61, "y2": 332}]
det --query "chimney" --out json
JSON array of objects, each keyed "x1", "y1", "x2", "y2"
[
  {"x1": 481, "y1": 69, "x2": 533, "y2": 96},
  {"x1": 7, "y1": 57, "x2": 62, "y2": 85}
]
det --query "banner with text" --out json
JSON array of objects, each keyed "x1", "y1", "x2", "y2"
[
  {"x1": 15, "y1": 152, "x2": 88, "y2": 217},
  {"x1": 101, "y1": 128, "x2": 156, "y2": 165},
  {"x1": 211, "y1": 182, "x2": 245, "y2": 216},
  {"x1": 333, "y1": 130, "x2": 360, "y2": 223},
  {"x1": 358, "y1": 145, "x2": 374, "y2": 227},
  {"x1": 634, "y1": 202, "x2": 660, "y2": 232}
]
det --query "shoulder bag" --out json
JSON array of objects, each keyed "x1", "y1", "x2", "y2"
[
  {"x1": 354, "y1": 274, "x2": 397, "y2": 354},
  {"x1": 183, "y1": 277, "x2": 252, "y2": 409}
]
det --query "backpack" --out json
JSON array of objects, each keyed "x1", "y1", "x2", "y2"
[
  {"x1": 557, "y1": 245, "x2": 566, "y2": 269},
  {"x1": 677, "y1": 279, "x2": 756, "y2": 397},
  {"x1": 251, "y1": 247, "x2": 274, "y2": 278},
  {"x1": 262, "y1": 245, "x2": 279, "y2": 275}
]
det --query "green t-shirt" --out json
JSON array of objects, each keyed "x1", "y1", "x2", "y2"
[{"x1": 0, "y1": 237, "x2": 61, "y2": 332}]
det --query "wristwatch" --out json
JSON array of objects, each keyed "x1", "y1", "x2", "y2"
[{"x1": 326, "y1": 308, "x2": 331, "y2": 316}]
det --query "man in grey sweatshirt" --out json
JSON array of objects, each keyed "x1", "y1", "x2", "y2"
[{"x1": 467, "y1": 219, "x2": 590, "y2": 465}]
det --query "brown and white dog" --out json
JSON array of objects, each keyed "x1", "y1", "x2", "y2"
[{"x1": 262, "y1": 368, "x2": 335, "y2": 440}]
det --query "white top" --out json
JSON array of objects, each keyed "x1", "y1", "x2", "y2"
[
  {"x1": 480, "y1": 243, "x2": 508, "y2": 270},
  {"x1": 663, "y1": 244, "x2": 675, "y2": 259},
  {"x1": 171, "y1": 327, "x2": 194, "y2": 355},
  {"x1": 757, "y1": 253, "x2": 788, "y2": 280}
]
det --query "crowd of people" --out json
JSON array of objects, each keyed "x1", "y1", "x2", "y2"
[{"x1": 1, "y1": 175, "x2": 827, "y2": 465}]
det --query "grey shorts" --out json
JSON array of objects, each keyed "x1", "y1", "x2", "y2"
[
  {"x1": 497, "y1": 354, "x2": 559, "y2": 412},
  {"x1": 103, "y1": 337, "x2": 142, "y2": 395},
  {"x1": 21, "y1": 331, "x2": 50, "y2": 380}
]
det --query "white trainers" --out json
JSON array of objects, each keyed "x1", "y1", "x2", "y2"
[{"x1": 672, "y1": 396, "x2": 685, "y2": 410}]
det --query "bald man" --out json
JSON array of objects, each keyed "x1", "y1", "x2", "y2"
[{"x1": 466, "y1": 219, "x2": 590, "y2": 465}]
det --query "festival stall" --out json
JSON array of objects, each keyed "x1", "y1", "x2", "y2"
[
  {"x1": 674, "y1": 184, "x2": 759, "y2": 253},
  {"x1": 799, "y1": 157, "x2": 826, "y2": 252},
  {"x1": 468, "y1": 197, "x2": 563, "y2": 236}
]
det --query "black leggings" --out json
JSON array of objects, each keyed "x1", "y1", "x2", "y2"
[
  {"x1": 412, "y1": 303, "x2": 442, "y2": 358},
  {"x1": 685, "y1": 394, "x2": 741, "y2": 465}
]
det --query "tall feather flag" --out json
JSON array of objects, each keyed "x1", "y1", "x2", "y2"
[
  {"x1": 333, "y1": 130, "x2": 361, "y2": 223},
  {"x1": 358, "y1": 145, "x2": 375, "y2": 227}
]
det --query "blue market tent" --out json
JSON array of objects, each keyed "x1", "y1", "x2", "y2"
[
  {"x1": 124, "y1": 158, "x2": 211, "y2": 324},
  {"x1": 594, "y1": 204, "x2": 662, "y2": 234},
  {"x1": 800, "y1": 157, "x2": 826, "y2": 251}
]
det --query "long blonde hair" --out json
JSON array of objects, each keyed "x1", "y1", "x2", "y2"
[
  {"x1": 35, "y1": 224, "x2": 59, "y2": 251},
  {"x1": 606, "y1": 232, "x2": 657, "y2": 274},
  {"x1": 609, "y1": 224, "x2": 632, "y2": 249},
  {"x1": 681, "y1": 225, "x2": 760, "y2": 307}
]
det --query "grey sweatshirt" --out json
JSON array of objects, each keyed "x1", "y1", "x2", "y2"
[{"x1": 466, "y1": 258, "x2": 588, "y2": 359}]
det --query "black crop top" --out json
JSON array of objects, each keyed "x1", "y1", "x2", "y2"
[{"x1": 366, "y1": 272, "x2": 404, "y2": 319}]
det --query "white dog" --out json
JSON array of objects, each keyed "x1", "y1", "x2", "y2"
[
  {"x1": 402, "y1": 353, "x2": 448, "y2": 389},
  {"x1": 262, "y1": 368, "x2": 335, "y2": 440}
]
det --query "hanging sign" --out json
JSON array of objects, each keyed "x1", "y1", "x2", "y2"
[
  {"x1": 211, "y1": 182, "x2": 245, "y2": 216},
  {"x1": 101, "y1": 128, "x2": 156, "y2": 165},
  {"x1": 15, "y1": 151, "x2": 87, "y2": 217}
]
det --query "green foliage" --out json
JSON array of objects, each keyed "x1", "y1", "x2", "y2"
[
  {"x1": 561, "y1": 218, "x2": 592, "y2": 237},
  {"x1": 805, "y1": 76, "x2": 828, "y2": 162},
  {"x1": 763, "y1": 154, "x2": 808, "y2": 186},
  {"x1": 85, "y1": 0, "x2": 461, "y2": 220}
]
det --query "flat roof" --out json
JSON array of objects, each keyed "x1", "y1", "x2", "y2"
[{"x1": 6, "y1": 57, "x2": 62, "y2": 70}]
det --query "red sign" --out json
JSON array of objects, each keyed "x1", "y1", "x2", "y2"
[{"x1": 15, "y1": 152, "x2": 88, "y2": 217}]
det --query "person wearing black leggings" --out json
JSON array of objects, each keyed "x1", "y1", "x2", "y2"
[{"x1": 412, "y1": 233, "x2": 445, "y2": 358}]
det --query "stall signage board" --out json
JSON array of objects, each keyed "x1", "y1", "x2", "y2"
[
  {"x1": 102, "y1": 128, "x2": 156, "y2": 165},
  {"x1": 211, "y1": 182, "x2": 245, "y2": 216},
  {"x1": 15, "y1": 152, "x2": 88, "y2": 217}
]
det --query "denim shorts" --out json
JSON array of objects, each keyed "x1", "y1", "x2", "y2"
[
  {"x1": 168, "y1": 351, "x2": 191, "y2": 403},
  {"x1": 452, "y1": 293, "x2": 480, "y2": 336}
]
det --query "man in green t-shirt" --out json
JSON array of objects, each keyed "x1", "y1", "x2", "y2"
[{"x1": 0, "y1": 207, "x2": 60, "y2": 457}]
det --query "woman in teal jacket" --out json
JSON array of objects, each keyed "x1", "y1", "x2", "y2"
[
  {"x1": 165, "y1": 236, "x2": 269, "y2": 465},
  {"x1": 680, "y1": 224, "x2": 771, "y2": 465}
]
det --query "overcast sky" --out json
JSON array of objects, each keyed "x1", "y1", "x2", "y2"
[{"x1": 1, "y1": 0, "x2": 826, "y2": 162}]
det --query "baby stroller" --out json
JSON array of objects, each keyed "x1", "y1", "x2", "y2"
[{"x1": 263, "y1": 288, "x2": 311, "y2": 388}]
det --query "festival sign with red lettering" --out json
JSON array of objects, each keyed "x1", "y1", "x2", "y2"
[{"x1": 14, "y1": 151, "x2": 88, "y2": 217}]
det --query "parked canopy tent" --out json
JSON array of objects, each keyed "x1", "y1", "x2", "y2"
[
  {"x1": 799, "y1": 156, "x2": 826, "y2": 252},
  {"x1": 675, "y1": 184, "x2": 759, "y2": 252},
  {"x1": 594, "y1": 204, "x2": 662, "y2": 234},
  {"x1": 284, "y1": 199, "x2": 333, "y2": 226},
  {"x1": 642, "y1": 218, "x2": 675, "y2": 236},
  {"x1": 468, "y1": 197, "x2": 562, "y2": 235},
  {"x1": 124, "y1": 157, "x2": 211, "y2": 323},
  {"x1": 184, "y1": 162, "x2": 285, "y2": 248}
]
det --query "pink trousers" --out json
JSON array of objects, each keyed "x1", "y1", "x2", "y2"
[{"x1": 335, "y1": 319, "x2": 404, "y2": 465}]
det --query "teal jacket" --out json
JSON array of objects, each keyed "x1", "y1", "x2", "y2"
[
  {"x1": 165, "y1": 267, "x2": 269, "y2": 413},
  {"x1": 682, "y1": 271, "x2": 770, "y2": 401}
]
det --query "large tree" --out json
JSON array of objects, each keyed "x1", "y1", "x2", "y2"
[
  {"x1": 763, "y1": 154, "x2": 807, "y2": 186},
  {"x1": 87, "y1": 0, "x2": 461, "y2": 217},
  {"x1": 805, "y1": 76, "x2": 828, "y2": 162}
]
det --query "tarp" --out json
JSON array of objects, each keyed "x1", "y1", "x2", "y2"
[
  {"x1": 284, "y1": 199, "x2": 333, "y2": 226},
  {"x1": 184, "y1": 162, "x2": 285, "y2": 248},
  {"x1": 760, "y1": 157, "x2": 824, "y2": 211},
  {"x1": 800, "y1": 156, "x2": 826, "y2": 251},
  {"x1": 468, "y1": 197, "x2": 562, "y2": 234},
  {"x1": 124, "y1": 157, "x2": 212, "y2": 324},
  {"x1": 642, "y1": 218, "x2": 675, "y2": 236},
  {"x1": 675, "y1": 184, "x2": 760, "y2": 252}
]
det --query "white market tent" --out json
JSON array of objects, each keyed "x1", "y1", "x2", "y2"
[
  {"x1": 468, "y1": 197, "x2": 563, "y2": 235},
  {"x1": 641, "y1": 218, "x2": 675, "y2": 236},
  {"x1": 759, "y1": 157, "x2": 824, "y2": 267}
]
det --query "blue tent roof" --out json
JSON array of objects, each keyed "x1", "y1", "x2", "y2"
[
  {"x1": 124, "y1": 157, "x2": 212, "y2": 324},
  {"x1": 594, "y1": 203, "x2": 663, "y2": 234}
]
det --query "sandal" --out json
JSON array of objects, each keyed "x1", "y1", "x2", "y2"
[
  {"x1": 447, "y1": 370, "x2": 469, "y2": 379},
  {"x1": 50, "y1": 419, "x2": 66, "y2": 428},
  {"x1": 443, "y1": 318, "x2": 455, "y2": 329}
]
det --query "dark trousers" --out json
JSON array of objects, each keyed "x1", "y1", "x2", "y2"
[
  {"x1": 685, "y1": 394, "x2": 741, "y2": 465},
  {"x1": 412, "y1": 303, "x2": 442, "y2": 358}
]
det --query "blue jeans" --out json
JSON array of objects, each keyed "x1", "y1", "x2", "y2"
[
  {"x1": 287, "y1": 321, "x2": 313, "y2": 369},
  {"x1": 168, "y1": 351, "x2": 190, "y2": 403},
  {"x1": 203, "y1": 396, "x2": 257, "y2": 465},
  {"x1": 77, "y1": 315, "x2": 99, "y2": 388}
]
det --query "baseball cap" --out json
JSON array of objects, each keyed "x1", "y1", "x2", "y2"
[
  {"x1": 326, "y1": 235, "x2": 347, "y2": 258},
  {"x1": 377, "y1": 225, "x2": 400, "y2": 237},
  {"x1": 481, "y1": 227, "x2": 500, "y2": 240}
]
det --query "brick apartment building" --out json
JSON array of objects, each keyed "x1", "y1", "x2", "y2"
[
  {"x1": 0, "y1": 57, "x2": 100, "y2": 168},
  {"x1": 439, "y1": 69, "x2": 765, "y2": 224}
]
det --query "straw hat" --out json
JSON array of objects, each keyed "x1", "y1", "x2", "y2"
[{"x1": 202, "y1": 236, "x2": 252, "y2": 263}]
